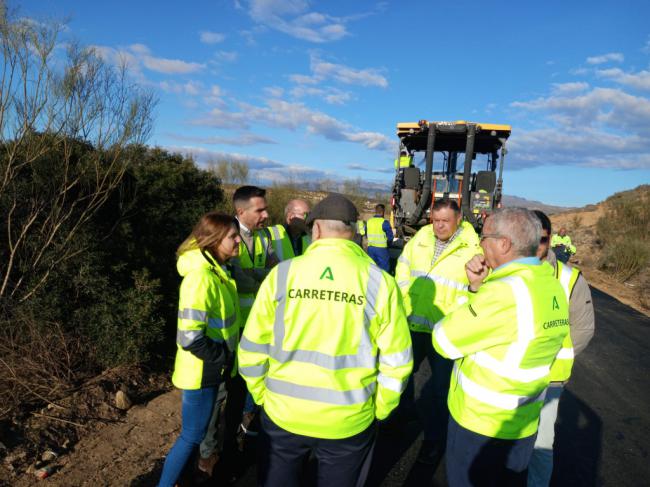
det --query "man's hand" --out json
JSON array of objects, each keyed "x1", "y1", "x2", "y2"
[{"x1": 465, "y1": 254, "x2": 489, "y2": 292}]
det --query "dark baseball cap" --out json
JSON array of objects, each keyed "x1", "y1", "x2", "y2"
[{"x1": 306, "y1": 193, "x2": 359, "y2": 226}]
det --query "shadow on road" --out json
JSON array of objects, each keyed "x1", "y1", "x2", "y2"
[{"x1": 552, "y1": 389, "x2": 603, "y2": 487}]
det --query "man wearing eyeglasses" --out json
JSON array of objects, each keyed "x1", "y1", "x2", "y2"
[
  {"x1": 431, "y1": 208, "x2": 570, "y2": 486},
  {"x1": 394, "y1": 199, "x2": 481, "y2": 466},
  {"x1": 528, "y1": 211, "x2": 595, "y2": 487},
  {"x1": 268, "y1": 199, "x2": 311, "y2": 261}
]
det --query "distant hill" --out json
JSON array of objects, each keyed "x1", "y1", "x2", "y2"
[{"x1": 502, "y1": 195, "x2": 571, "y2": 214}]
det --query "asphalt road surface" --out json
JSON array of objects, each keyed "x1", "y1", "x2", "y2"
[{"x1": 200, "y1": 286, "x2": 650, "y2": 487}]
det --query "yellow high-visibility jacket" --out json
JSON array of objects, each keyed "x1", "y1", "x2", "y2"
[
  {"x1": 172, "y1": 248, "x2": 240, "y2": 390},
  {"x1": 366, "y1": 217, "x2": 388, "y2": 248},
  {"x1": 230, "y1": 229, "x2": 273, "y2": 323},
  {"x1": 238, "y1": 238, "x2": 413, "y2": 439},
  {"x1": 268, "y1": 224, "x2": 311, "y2": 261},
  {"x1": 432, "y1": 260, "x2": 569, "y2": 439},
  {"x1": 395, "y1": 222, "x2": 481, "y2": 333},
  {"x1": 548, "y1": 261, "x2": 581, "y2": 381},
  {"x1": 551, "y1": 234, "x2": 576, "y2": 254}
]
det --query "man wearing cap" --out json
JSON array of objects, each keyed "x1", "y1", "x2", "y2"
[
  {"x1": 238, "y1": 193, "x2": 413, "y2": 485},
  {"x1": 268, "y1": 199, "x2": 311, "y2": 261}
]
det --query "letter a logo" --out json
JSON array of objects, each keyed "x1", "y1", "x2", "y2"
[
  {"x1": 552, "y1": 296, "x2": 559, "y2": 310},
  {"x1": 320, "y1": 266, "x2": 334, "y2": 281}
]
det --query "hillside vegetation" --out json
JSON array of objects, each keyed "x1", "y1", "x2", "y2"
[{"x1": 550, "y1": 184, "x2": 649, "y2": 312}]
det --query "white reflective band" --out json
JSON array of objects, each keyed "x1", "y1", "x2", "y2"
[
  {"x1": 239, "y1": 335, "x2": 270, "y2": 355},
  {"x1": 556, "y1": 347, "x2": 574, "y2": 359},
  {"x1": 239, "y1": 363, "x2": 268, "y2": 377},
  {"x1": 270, "y1": 226, "x2": 284, "y2": 261},
  {"x1": 379, "y1": 348, "x2": 413, "y2": 368},
  {"x1": 377, "y1": 373, "x2": 408, "y2": 393},
  {"x1": 274, "y1": 348, "x2": 376, "y2": 370},
  {"x1": 397, "y1": 255, "x2": 410, "y2": 267},
  {"x1": 208, "y1": 314, "x2": 237, "y2": 329},
  {"x1": 471, "y1": 351, "x2": 550, "y2": 383},
  {"x1": 265, "y1": 377, "x2": 375, "y2": 405},
  {"x1": 501, "y1": 276, "x2": 535, "y2": 368},
  {"x1": 397, "y1": 280, "x2": 410, "y2": 288},
  {"x1": 458, "y1": 370, "x2": 547, "y2": 410},
  {"x1": 559, "y1": 265, "x2": 573, "y2": 300},
  {"x1": 239, "y1": 296, "x2": 255, "y2": 307},
  {"x1": 176, "y1": 329, "x2": 204, "y2": 347},
  {"x1": 432, "y1": 322, "x2": 463, "y2": 359},
  {"x1": 410, "y1": 271, "x2": 469, "y2": 292},
  {"x1": 178, "y1": 308, "x2": 207, "y2": 322},
  {"x1": 409, "y1": 314, "x2": 435, "y2": 330}
]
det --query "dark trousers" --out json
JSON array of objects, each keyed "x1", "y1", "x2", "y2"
[
  {"x1": 446, "y1": 415, "x2": 536, "y2": 487},
  {"x1": 223, "y1": 373, "x2": 248, "y2": 452},
  {"x1": 258, "y1": 410, "x2": 376, "y2": 487},
  {"x1": 402, "y1": 331, "x2": 453, "y2": 444}
]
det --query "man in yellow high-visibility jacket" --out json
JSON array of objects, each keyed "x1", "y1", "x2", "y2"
[
  {"x1": 394, "y1": 199, "x2": 481, "y2": 466},
  {"x1": 268, "y1": 199, "x2": 311, "y2": 261},
  {"x1": 551, "y1": 227, "x2": 576, "y2": 263},
  {"x1": 528, "y1": 211, "x2": 595, "y2": 487},
  {"x1": 366, "y1": 203, "x2": 393, "y2": 272},
  {"x1": 238, "y1": 193, "x2": 413, "y2": 486},
  {"x1": 431, "y1": 208, "x2": 569, "y2": 486}
]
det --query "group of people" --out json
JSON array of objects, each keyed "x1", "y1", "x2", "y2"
[{"x1": 158, "y1": 186, "x2": 594, "y2": 487}]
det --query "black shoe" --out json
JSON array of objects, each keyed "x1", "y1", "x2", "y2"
[{"x1": 416, "y1": 440, "x2": 444, "y2": 467}]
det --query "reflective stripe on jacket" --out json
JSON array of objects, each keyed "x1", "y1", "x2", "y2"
[
  {"x1": 366, "y1": 217, "x2": 388, "y2": 248},
  {"x1": 172, "y1": 248, "x2": 240, "y2": 390},
  {"x1": 431, "y1": 261, "x2": 569, "y2": 440},
  {"x1": 395, "y1": 221, "x2": 481, "y2": 333},
  {"x1": 548, "y1": 261, "x2": 580, "y2": 381},
  {"x1": 230, "y1": 230, "x2": 271, "y2": 322},
  {"x1": 268, "y1": 224, "x2": 310, "y2": 261},
  {"x1": 238, "y1": 238, "x2": 413, "y2": 439}
]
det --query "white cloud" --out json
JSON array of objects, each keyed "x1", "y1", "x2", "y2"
[
  {"x1": 289, "y1": 73, "x2": 320, "y2": 85},
  {"x1": 245, "y1": 0, "x2": 349, "y2": 43},
  {"x1": 167, "y1": 132, "x2": 276, "y2": 146},
  {"x1": 290, "y1": 85, "x2": 353, "y2": 105},
  {"x1": 159, "y1": 80, "x2": 204, "y2": 95},
  {"x1": 200, "y1": 31, "x2": 226, "y2": 44},
  {"x1": 596, "y1": 68, "x2": 650, "y2": 91},
  {"x1": 215, "y1": 50, "x2": 238, "y2": 62},
  {"x1": 509, "y1": 84, "x2": 650, "y2": 170},
  {"x1": 92, "y1": 43, "x2": 205, "y2": 75},
  {"x1": 264, "y1": 86, "x2": 285, "y2": 98},
  {"x1": 288, "y1": 55, "x2": 388, "y2": 95},
  {"x1": 191, "y1": 98, "x2": 395, "y2": 152},
  {"x1": 586, "y1": 52, "x2": 624, "y2": 65},
  {"x1": 311, "y1": 57, "x2": 387, "y2": 87},
  {"x1": 551, "y1": 82, "x2": 590, "y2": 94}
]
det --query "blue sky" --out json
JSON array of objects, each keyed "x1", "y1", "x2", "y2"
[{"x1": 18, "y1": 0, "x2": 650, "y2": 207}]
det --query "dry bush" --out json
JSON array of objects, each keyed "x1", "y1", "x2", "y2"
[
  {"x1": 0, "y1": 315, "x2": 87, "y2": 418},
  {"x1": 597, "y1": 185, "x2": 650, "y2": 282}
]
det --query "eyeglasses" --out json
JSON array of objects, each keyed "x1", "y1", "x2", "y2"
[{"x1": 480, "y1": 233, "x2": 505, "y2": 242}]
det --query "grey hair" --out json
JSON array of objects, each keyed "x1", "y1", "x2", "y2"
[
  {"x1": 489, "y1": 207, "x2": 541, "y2": 257},
  {"x1": 312, "y1": 219, "x2": 356, "y2": 237}
]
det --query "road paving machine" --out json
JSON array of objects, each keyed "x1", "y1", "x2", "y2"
[{"x1": 391, "y1": 120, "x2": 511, "y2": 239}]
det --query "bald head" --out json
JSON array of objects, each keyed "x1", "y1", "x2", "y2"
[{"x1": 284, "y1": 199, "x2": 310, "y2": 225}]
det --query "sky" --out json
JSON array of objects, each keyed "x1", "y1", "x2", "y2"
[{"x1": 16, "y1": 0, "x2": 650, "y2": 207}]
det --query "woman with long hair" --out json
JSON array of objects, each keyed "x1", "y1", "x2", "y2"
[{"x1": 158, "y1": 212, "x2": 241, "y2": 487}]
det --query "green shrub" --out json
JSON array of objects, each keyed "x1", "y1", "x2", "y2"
[{"x1": 597, "y1": 185, "x2": 650, "y2": 281}]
